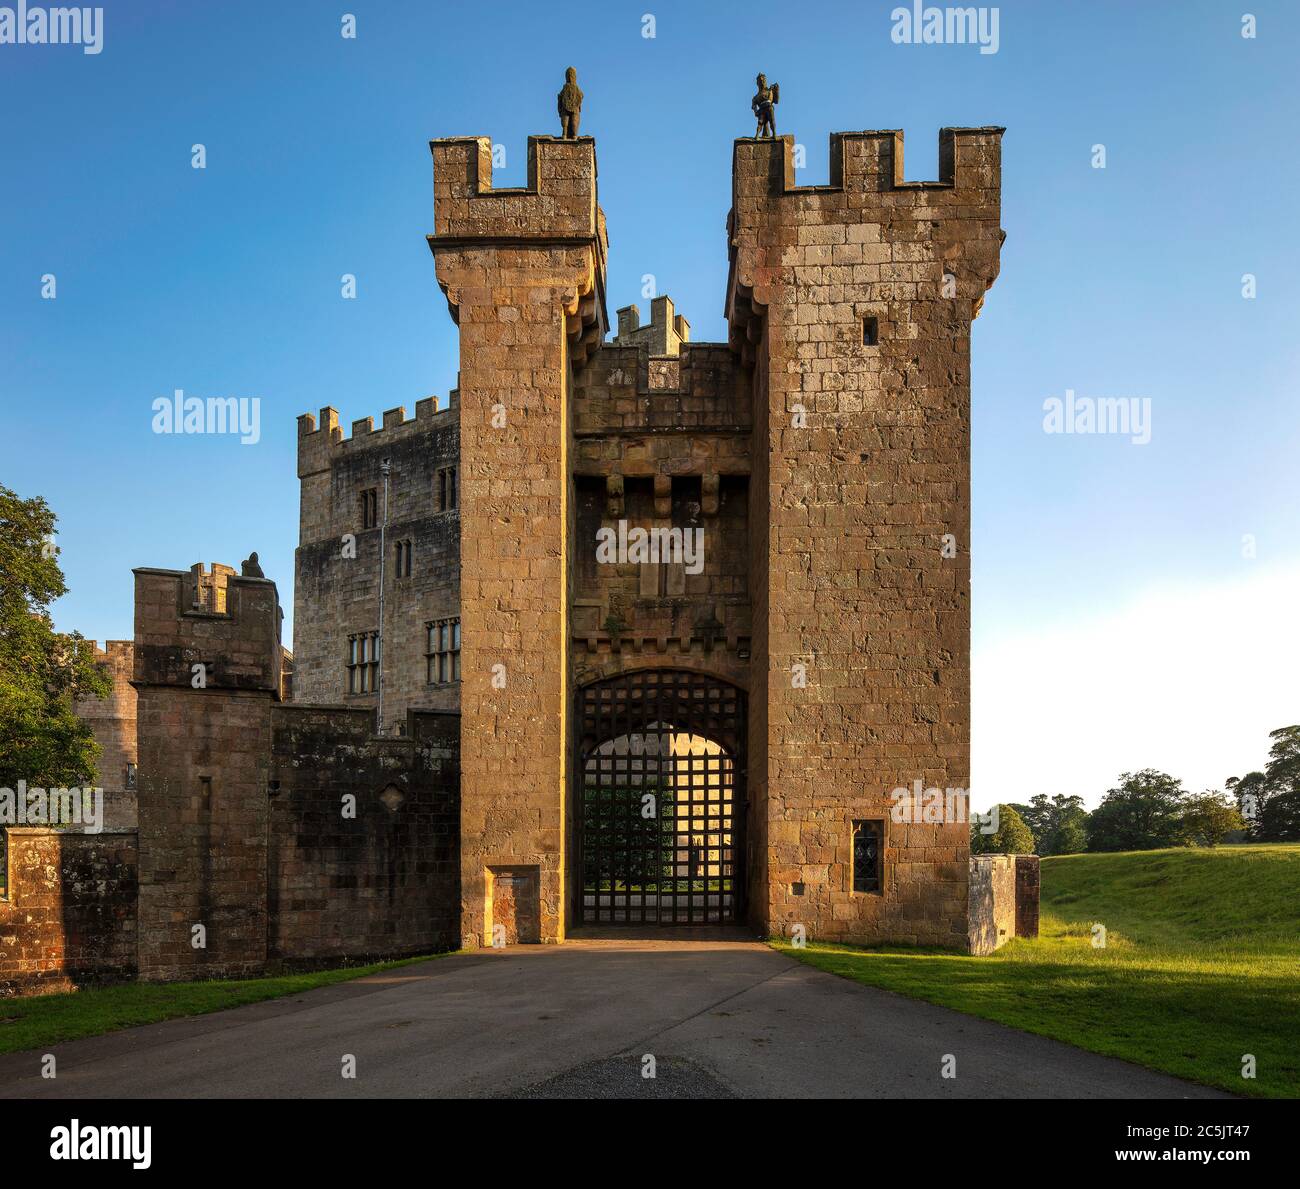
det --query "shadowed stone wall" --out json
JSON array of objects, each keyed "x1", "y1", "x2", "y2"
[
  {"x1": 968, "y1": 853, "x2": 1016, "y2": 956},
  {"x1": 132, "y1": 563, "x2": 462, "y2": 981},
  {"x1": 268, "y1": 706, "x2": 460, "y2": 963},
  {"x1": 0, "y1": 829, "x2": 138, "y2": 997},
  {"x1": 132, "y1": 565, "x2": 281, "y2": 981},
  {"x1": 571, "y1": 337, "x2": 753, "y2": 689}
]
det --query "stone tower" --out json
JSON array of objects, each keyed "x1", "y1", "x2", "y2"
[
  {"x1": 728, "y1": 129, "x2": 1003, "y2": 944},
  {"x1": 428, "y1": 135, "x2": 607, "y2": 945},
  {"x1": 132, "y1": 563, "x2": 282, "y2": 979}
]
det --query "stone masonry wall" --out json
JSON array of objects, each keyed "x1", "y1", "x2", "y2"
[
  {"x1": 267, "y1": 706, "x2": 460, "y2": 962},
  {"x1": 0, "y1": 829, "x2": 138, "y2": 997},
  {"x1": 968, "y1": 853, "x2": 1017, "y2": 955},
  {"x1": 729, "y1": 130, "x2": 1003, "y2": 944},
  {"x1": 745, "y1": 343, "x2": 773, "y2": 922},
  {"x1": 968, "y1": 853, "x2": 1040, "y2": 955},
  {"x1": 614, "y1": 294, "x2": 689, "y2": 356},
  {"x1": 1015, "y1": 853, "x2": 1040, "y2": 940}
]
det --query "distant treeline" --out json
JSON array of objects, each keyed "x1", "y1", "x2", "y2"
[{"x1": 972, "y1": 725, "x2": 1300, "y2": 855}]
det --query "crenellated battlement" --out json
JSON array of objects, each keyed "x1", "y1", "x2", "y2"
[
  {"x1": 131, "y1": 563, "x2": 282, "y2": 694},
  {"x1": 427, "y1": 135, "x2": 601, "y2": 245},
  {"x1": 575, "y1": 341, "x2": 749, "y2": 441},
  {"x1": 296, "y1": 394, "x2": 459, "y2": 478},
  {"x1": 87, "y1": 639, "x2": 134, "y2": 667},
  {"x1": 732, "y1": 128, "x2": 1004, "y2": 198},
  {"x1": 427, "y1": 134, "x2": 608, "y2": 364},
  {"x1": 727, "y1": 127, "x2": 1004, "y2": 359},
  {"x1": 614, "y1": 294, "x2": 691, "y2": 358}
]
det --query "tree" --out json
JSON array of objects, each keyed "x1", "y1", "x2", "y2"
[
  {"x1": 1227, "y1": 726, "x2": 1300, "y2": 842},
  {"x1": 1258, "y1": 726, "x2": 1300, "y2": 841},
  {"x1": 970, "y1": 803, "x2": 1035, "y2": 854},
  {"x1": 1179, "y1": 790, "x2": 1245, "y2": 847},
  {"x1": 1048, "y1": 810, "x2": 1089, "y2": 855},
  {"x1": 1086, "y1": 769, "x2": 1186, "y2": 852},
  {"x1": 0, "y1": 484, "x2": 110, "y2": 793},
  {"x1": 1013, "y1": 793, "x2": 1089, "y2": 855},
  {"x1": 1007, "y1": 799, "x2": 1039, "y2": 841},
  {"x1": 1226, "y1": 770, "x2": 1269, "y2": 838}
]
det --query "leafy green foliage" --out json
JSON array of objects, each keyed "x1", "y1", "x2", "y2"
[
  {"x1": 1085, "y1": 769, "x2": 1186, "y2": 852},
  {"x1": 1179, "y1": 790, "x2": 1245, "y2": 847},
  {"x1": 1010, "y1": 793, "x2": 1088, "y2": 855},
  {"x1": 1050, "y1": 814, "x2": 1088, "y2": 854},
  {"x1": 970, "y1": 802, "x2": 1035, "y2": 854},
  {"x1": 1000, "y1": 729, "x2": 1300, "y2": 857},
  {"x1": 0, "y1": 484, "x2": 110, "y2": 791},
  {"x1": 1228, "y1": 726, "x2": 1300, "y2": 842}
]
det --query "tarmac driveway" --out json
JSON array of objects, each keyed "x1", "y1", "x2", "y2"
[{"x1": 0, "y1": 939, "x2": 1228, "y2": 1098}]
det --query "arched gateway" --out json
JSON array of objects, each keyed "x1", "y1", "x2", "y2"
[{"x1": 574, "y1": 670, "x2": 745, "y2": 926}]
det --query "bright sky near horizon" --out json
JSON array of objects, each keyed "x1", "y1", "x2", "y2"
[{"x1": 2, "y1": 0, "x2": 1297, "y2": 810}]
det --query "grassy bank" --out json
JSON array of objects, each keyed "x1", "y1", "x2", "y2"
[
  {"x1": 0, "y1": 954, "x2": 447, "y2": 1055},
  {"x1": 774, "y1": 844, "x2": 1300, "y2": 1098}
]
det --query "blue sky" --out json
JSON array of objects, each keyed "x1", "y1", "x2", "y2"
[{"x1": 2, "y1": 0, "x2": 1297, "y2": 804}]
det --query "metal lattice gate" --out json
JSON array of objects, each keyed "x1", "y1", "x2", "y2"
[{"x1": 575, "y1": 670, "x2": 746, "y2": 926}]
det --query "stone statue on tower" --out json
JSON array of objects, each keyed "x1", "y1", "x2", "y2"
[
  {"x1": 752, "y1": 73, "x2": 779, "y2": 137},
  {"x1": 558, "y1": 66, "x2": 583, "y2": 139}
]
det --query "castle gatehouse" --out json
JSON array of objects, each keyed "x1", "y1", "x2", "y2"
[{"x1": 3, "y1": 122, "x2": 1030, "y2": 995}]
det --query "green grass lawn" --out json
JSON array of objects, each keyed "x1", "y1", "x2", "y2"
[
  {"x1": 774, "y1": 844, "x2": 1300, "y2": 1098},
  {"x1": 0, "y1": 955, "x2": 446, "y2": 1056}
]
